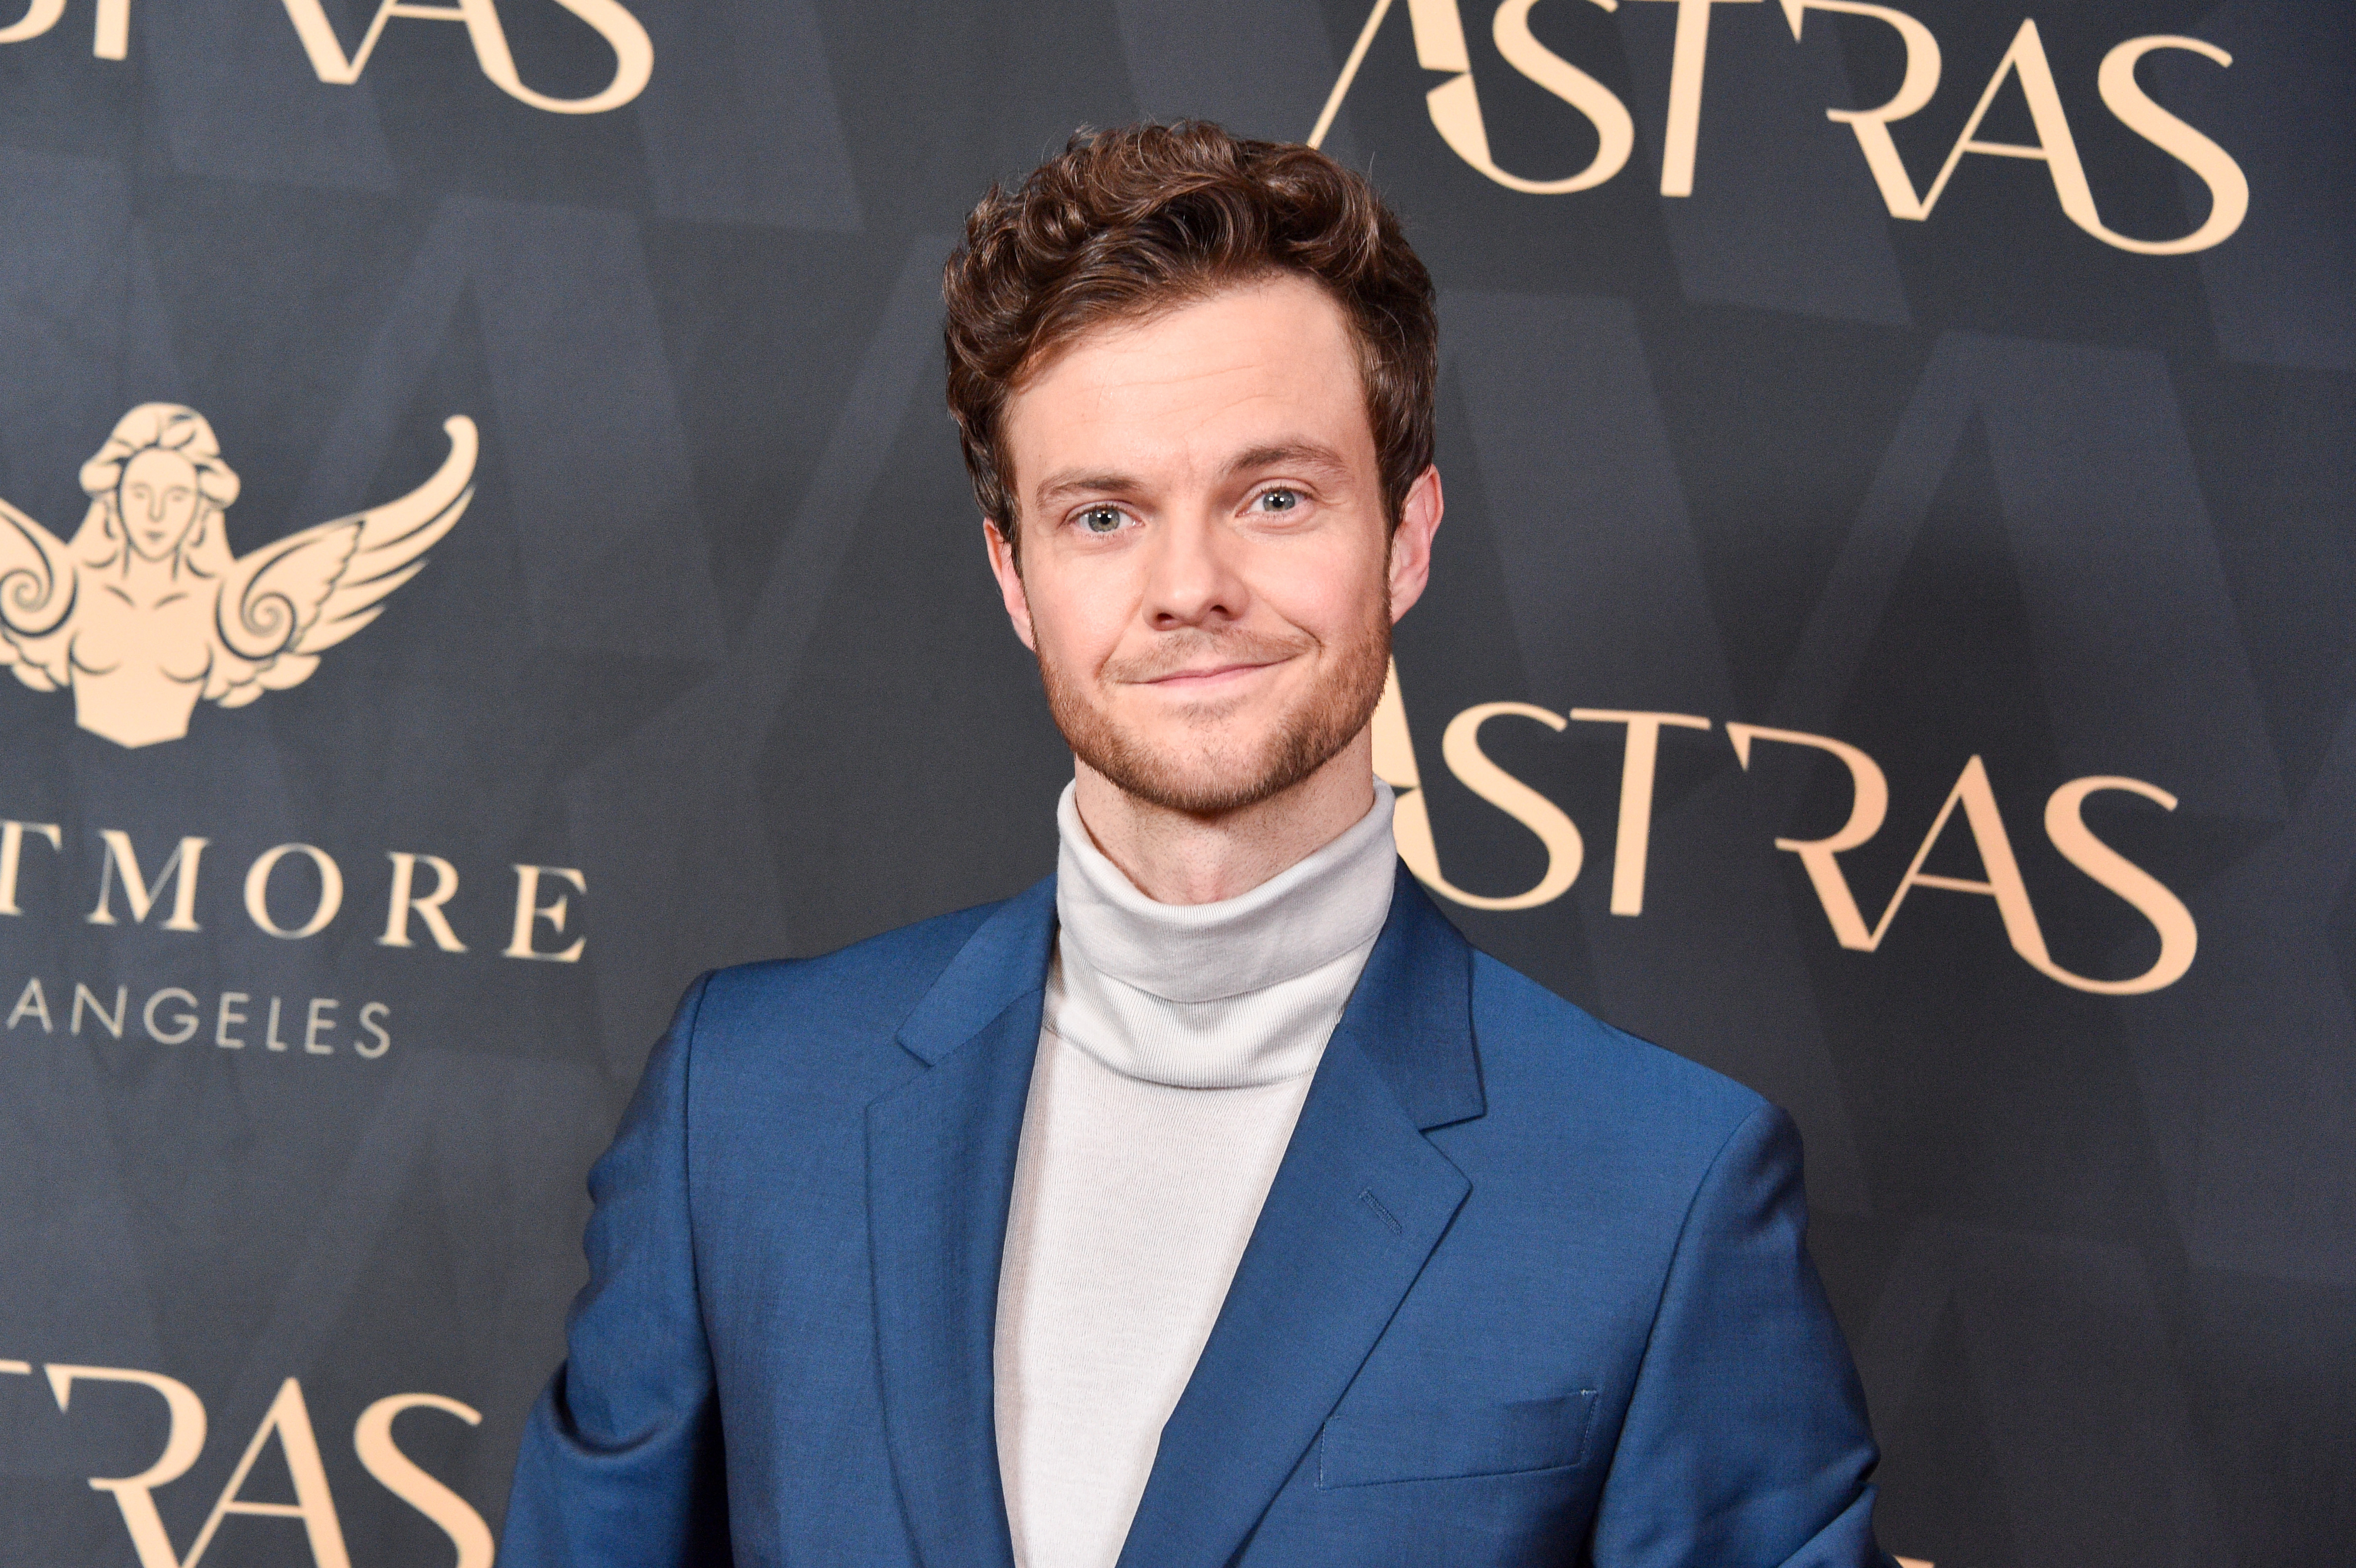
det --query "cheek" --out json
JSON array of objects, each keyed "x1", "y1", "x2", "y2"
[
  {"x1": 1259, "y1": 544, "x2": 1387, "y2": 639},
  {"x1": 1025, "y1": 563, "x2": 1133, "y2": 666}
]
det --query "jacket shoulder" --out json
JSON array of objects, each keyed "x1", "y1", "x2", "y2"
[
  {"x1": 691, "y1": 899, "x2": 1004, "y2": 1046},
  {"x1": 1467, "y1": 949, "x2": 1769, "y2": 1155}
]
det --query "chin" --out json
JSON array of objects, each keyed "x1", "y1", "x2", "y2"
[
  {"x1": 1099, "y1": 764, "x2": 1296, "y2": 818},
  {"x1": 1078, "y1": 717, "x2": 1348, "y2": 818}
]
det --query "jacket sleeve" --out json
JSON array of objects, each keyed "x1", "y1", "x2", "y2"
[
  {"x1": 1586, "y1": 1103, "x2": 1896, "y2": 1568},
  {"x1": 501, "y1": 972, "x2": 733, "y2": 1566}
]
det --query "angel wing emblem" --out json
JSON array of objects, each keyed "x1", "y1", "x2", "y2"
[{"x1": 0, "y1": 403, "x2": 476, "y2": 748}]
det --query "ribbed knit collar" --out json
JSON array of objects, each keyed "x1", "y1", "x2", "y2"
[{"x1": 1045, "y1": 779, "x2": 1397, "y2": 1088}]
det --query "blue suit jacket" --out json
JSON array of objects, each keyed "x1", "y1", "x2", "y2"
[{"x1": 504, "y1": 869, "x2": 1891, "y2": 1567}]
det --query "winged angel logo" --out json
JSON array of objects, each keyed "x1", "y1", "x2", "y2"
[{"x1": 0, "y1": 405, "x2": 475, "y2": 747}]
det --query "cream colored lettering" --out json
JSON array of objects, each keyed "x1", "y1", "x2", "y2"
[
  {"x1": 1379, "y1": 666, "x2": 1585, "y2": 909},
  {"x1": 279, "y1": 0, "x2": 653, "y2": 114},
  {"x1": 0, "y1": 819, "x2": 61, "y2": 914},
  {"x1": 1852, "y1": 763, "x2": 2204, "y2": 993},
  {"x1": 1372, "y1": 659, "x2": 1442, "y2": 899},
  {"x1": 216, "y1": 992, "x2": 248, "y2": 1048},
  {"x1": 1630, "y1": 0, "x2": 1760, "y2": 197},
  {"x1": 277, "y1": 0, "x2": 417, "y2": 80},
  {"x1": 244, "y1": 843, "x2": 345, "y2": 940},
  {"x1": 0, "y1": 0, "x2": 63, "y2": 45},
  {"x1": 353, "y1": 1395, "x2": 495, "y2": 1568},
  {"x1": 506, "y1": 864, "x2": 588, "y2": 960},
  {"x1": 1862, "y1": 756, "x2": 2051, "y2": 967},
  {"x1": 92, "y1": 0, "x2": 124, "y2": 58},
  {"x1": 88, "y1": 831, "x2": 209, "y2": 932},
  {"x1": 305, "y1": 997, "x2": 338, "y2": 1054},
  {"x1": 266, "y1": 996, "x2": 292, "y2": 1051},
  {"x1": 144, "y1": 987, "x2": 200, "y2": 1045},
  {"x1": 1726, "y1": 722, "x2": 1890, "y2": 949},
  {"x1": 8, "y1": 975, "x2": 51, "y2": 1033},
  {"x1": 1910, "y1": 18, "x2": 2224, "y2": 256},
  {"x1": 0, "y1": 1358, "x2": 25, "y2": 1374},
  {"x1": 1570, "y1": 708, "x2": 1711, "y2": 914},
  {"x1": 357, "y1": 1001, "x2": 392, "y2": 1058},
  {"x1": 1409, "y1": 702, "x2": 1584, "y2": 910},
  {"x1": 1371, "y1": 659, "x2": 1423, "y2": 796},
  {"x1": 478, "y1": 0, "x2": 651, "y2": 113},
  {"x1": 380, "y1": 852, "x2": 467, "y2": 951},
  {"x1": 1413, "y1": 0, "x2": 1636, "y2": 194},
  {"x1": 2041, "y1": 775, "x2": 2198, "y2": 993},
  {"x1": 1778, "y1": 0, "x2": 1942, "y2": 218},
  {"x1": 1310, "y1": 0, "x2": 1397, "y2": 148},
  {"x1": 181, "y1": 1378, "x2": 351, "y2": 1568},
  {"x1": 72, "y1": 982, "x2": 127, "y2": 1038},
  {"x1": 2095, "y1": 36, "x2": 2246, "y2": 254},
  {"x1": 47, "y1": 1363, "x2": 209, "y2": 1568},
  {"x1": 1912, "y1": 19, "x2": 2082, "y2": 223}
]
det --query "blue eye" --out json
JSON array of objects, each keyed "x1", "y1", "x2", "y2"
[
  {"x1": 1079, "y1": 506, "x2": 1124, "y2": 534},
  {"x1": 1258, "y1": 489, "x2": 1300, "y2": 512}
]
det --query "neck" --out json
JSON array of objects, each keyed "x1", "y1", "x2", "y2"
[
  {"x1": 1072, "y1": 730, "x2": 1378, "y2": 905},
  {"x1": 119, "y1": 550, "x2": 178, "y2": 587}
]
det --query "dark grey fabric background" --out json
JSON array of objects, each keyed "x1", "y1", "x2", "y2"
[{"x1": 0, "y1": 2, "x2": 2346, "y2": 1563}]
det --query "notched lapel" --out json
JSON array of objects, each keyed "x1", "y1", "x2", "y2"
[
  {"x1": 865, "y1": 880, "x2": 1055, "y2": 1568},
  {"x1": 1116, "y1": 875, "x2": 1484, "y2": 1568}
]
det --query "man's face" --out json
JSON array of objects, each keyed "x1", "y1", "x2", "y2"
[{"x1": 990, "y1": 274, "x2": 1439, "y2": 816}]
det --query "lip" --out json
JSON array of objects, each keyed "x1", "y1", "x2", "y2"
[{"x1": 1139, "y1": 660, "x2": 1279, "y2": 689}]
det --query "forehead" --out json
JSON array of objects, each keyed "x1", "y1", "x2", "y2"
[{"x1": 1003, "y1": 275, "x2": 1371, "y2": 491}]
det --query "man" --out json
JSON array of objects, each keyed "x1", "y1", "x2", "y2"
[{"x1": 502, "y1": 123, "x2": 1892, "y2": 1568}]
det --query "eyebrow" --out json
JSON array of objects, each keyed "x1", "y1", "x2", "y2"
[
  {"x1": 1033, "y1": 470, "x2": 1137, "y2": 509},
  {"x1": 1029, "y1": 440, "x2": 1355, "y2": 511},
  {"x1": 1220, "y1": 441, "x2": 1352, "y2": 482}
]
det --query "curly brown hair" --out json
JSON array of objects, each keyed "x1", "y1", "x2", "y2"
[{"x1": 942, "y1": 121, "x2": 1437, "y2": 564}]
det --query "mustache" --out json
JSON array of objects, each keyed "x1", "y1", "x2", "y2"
[{"x1": 1099, "y1": 627, "x2": 1314, "y2": 684}]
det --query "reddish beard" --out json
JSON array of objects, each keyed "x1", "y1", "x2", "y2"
[{"x1": 1034, "y1": 596, "x2": 1393, "y2": 817}]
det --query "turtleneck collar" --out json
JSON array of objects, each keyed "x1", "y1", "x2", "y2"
[{"x1": 1045, "y1": 779, "x2": 1398, "y2": 1089}]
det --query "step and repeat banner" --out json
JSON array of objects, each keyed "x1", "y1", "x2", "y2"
[{"x1": 0, "y1": 1, "x2": 2345, "y2": 1563}]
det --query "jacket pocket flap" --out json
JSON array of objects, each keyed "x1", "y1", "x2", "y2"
[{"x1": 1316, "y1": 1391, "x2": 1598, "y2": 1488}]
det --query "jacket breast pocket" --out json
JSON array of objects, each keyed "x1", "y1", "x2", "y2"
[{"x1": 1315, "y1": 1391, "x2": 1599, "y2": 1489}]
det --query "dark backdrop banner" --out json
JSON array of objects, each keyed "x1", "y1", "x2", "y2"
[{"x1": 0, "y1": 2, "x2": 2347, "y2": 1563}]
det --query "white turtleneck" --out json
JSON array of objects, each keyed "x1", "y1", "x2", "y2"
[{"x1": 993, "y1": 780, "x2": 1399, "y2": 1568}]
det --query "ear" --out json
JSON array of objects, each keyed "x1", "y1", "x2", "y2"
[
  {"x1": 1385, "y1": 465, "x2": 1443, "y2": 623},
  {"x1": 984, "y1": 518, "x2": 1038, "y2": 651}
]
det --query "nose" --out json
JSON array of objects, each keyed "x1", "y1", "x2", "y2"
[
  {"x1": 146, "y1": 491, "x2": 168, "y2": 524},
  {"x1": 1141, "y1": 511, "x2": 1249, "y2": 630}
]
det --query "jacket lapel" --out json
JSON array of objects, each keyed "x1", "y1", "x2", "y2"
[
  {"x1": 1116, "y1": 871, "x2": 1486, "y2": 1568},
  {"x1": 865, "y1": 878, "x2": 1057, "y2": 1568}
]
